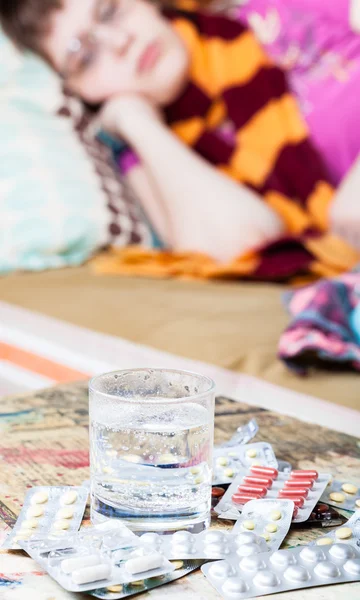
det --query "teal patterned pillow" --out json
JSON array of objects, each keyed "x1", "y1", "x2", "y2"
[{"x1": 0, "y1": 31, "x2": 150, "y2": 273}]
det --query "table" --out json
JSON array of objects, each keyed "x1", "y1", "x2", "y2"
[{"x1": 0, "y1": 383, "x2": 359, "y2": 599}]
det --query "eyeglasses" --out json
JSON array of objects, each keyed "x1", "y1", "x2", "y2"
[{"x1": 63, "y1": 0, "x2": 133, "y2": 80}]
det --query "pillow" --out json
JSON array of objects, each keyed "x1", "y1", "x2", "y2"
[{"x1": 0, "y1": 31, "x2": 151, "y2": 274}]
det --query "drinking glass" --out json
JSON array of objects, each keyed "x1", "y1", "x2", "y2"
[{"x1": 89, "y1": 369, "x2": 215, "y2": 531}]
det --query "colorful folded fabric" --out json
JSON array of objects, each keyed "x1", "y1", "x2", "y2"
[{"x1": 279, "y1": 267, "x2": 360, "y2": 373}]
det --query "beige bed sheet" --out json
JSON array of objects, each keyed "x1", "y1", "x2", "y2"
[{"x1": 0, "y1": 266, "x2": 358, "y2": 410}]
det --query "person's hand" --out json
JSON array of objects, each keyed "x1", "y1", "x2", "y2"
[{"x1": 99, "y1": 94, "x2": 162, "y2": 142}]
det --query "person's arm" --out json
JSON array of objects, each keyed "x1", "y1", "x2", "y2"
[
  {"x1": 330, "y1": 154, "x2": 360, "y2": 249},
  {"x1": 101, "y1": 96, "x2": 285, "y2": 262},
  {"x1": 126, "y1": 163, "x2": 171, "y2": 246}
]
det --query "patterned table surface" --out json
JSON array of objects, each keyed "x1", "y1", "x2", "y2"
[{"x1": 0, "y1": 382, "x2": 359, "y2": 599}]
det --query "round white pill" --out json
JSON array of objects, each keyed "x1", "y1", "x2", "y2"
[
  {"x1": 341, "y1": 483, "x2": 358, "y2": 495},
  {"x1": 270, "y1": 550, "x2": 296, "y2": 567},
  {"x1": 107, "y1": 585, "x2": 123, "y2": 593},
  {"x1": 265, "y1": 523, "x2": 278, "y2": 534},
  {"x1": 329, "y1": 543, "x2": 355, "y2": 561},
  {"x1": 240, "y1": 556, "x2": 266, "y2": 572},
  {"x1": 22, "y1": 519, "x2": 38, "y2": 530},
  {"x1": 243, "y1": 520, "x2": 255, "y2": 531},
  {"x1": 335, "y1": 527, "x2": 352, "y2": 540},
  {"x1": 254, "y1": 570, "x2": 279, "y2": 588},
  {"x1": 246, "y1": 449, "x2": 257, "y2": 459},
  {"x1": 53, "y1": 520, "x2": 70, "y2": 531},
  {"x1": 344, "y1": 559, "x2": 360, "y2": 576},
  {"x1": 15, "y1": 530, "x2": 33, "y2": 541},
  {"x1": 61, "y1": 554, "x2": 101, "y2": 575},
  {"x1": 224, "y1": 468, "x2": 235, "y2": 478},
  {"x1": 329, "y1": 492, "x2": 345, "y2": 503},
  {"x1": 236, "y1": 543, "x2": 261, "y2": 557},
  {"x1": 216, "y1": 457, "x2": 228, "y2": 467},
  {"x1": 61, "y1": 491, "x2": 78, "y2": 505},
  {"x1": 72, "y1": 564, "x2": 111, "y2": 585},
  {"x1": 356, "y1": 499, "x2": 360, "y2": 508},
  {"x1": 190, "y1": 466, "x2": 200, "y2": 475},
  {"x1": 284, "y1": 566, "x2": 310, "y2": 583},
  {"x1": 316, "y1": 537, "x2": 333, "y2": 546},
  {"x1": 314, "y1": 561, "x2": 340, "y2": 579},
  {"x1": 222, "y1": 578, "x2": 247, "y2": 595},
  {"x1": 57, "y1": 507, "x2": 75, "y2": 520},
  {"x1": 26, "y1": 506, "x2": 44, "y2": 519},
  {"x1": 171, "y1": 561, "x2": 184, "y2": 571},
  {"x1": 300, "y1": 547, "x2": 326, "y2": 562},
  {"x1": 270, "y1": 510, "x2": 282, "y2": 521},
  {"x1": 31, "y1": 491, "x2": 49, "y2": 505},
  {"x1": 125, "y1": 554, "x2": 164, "y2": 575},
  {"x1": 208, "y1": 562, "x2": 234, "y2": 580},
  {"x1": 261, "y1": 532, "x2": 271, "y2": 543}
]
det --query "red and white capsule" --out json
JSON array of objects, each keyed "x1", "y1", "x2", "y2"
[
  {"x1": 232, "y1": 493, "x2": 261, "y2": 505},
  {"x1": 278, "y1": 487, "x2": 308, "y2": 499},
  {"x1": 290, "y1": 470, "x2": 318, "y2": 480},
  {"x1": 284, "y1": 479, "x2": 314, "y2": 490},
  {"x1": 237, "y1": 485, "x2": 267, "y2": 497},
  {"x1": 278, "y1": 492, "x2": 305, "y2": 507},
  {"x1": 250, "y1": 466, "x2": 278, "y2": 479},
  {"x1": 243, "y1": 476, "x2": 273, "y2": 489}
]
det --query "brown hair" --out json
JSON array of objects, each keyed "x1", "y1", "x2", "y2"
[{"x1": 0, "y1": 0, "x2": 62, "y2": 52}]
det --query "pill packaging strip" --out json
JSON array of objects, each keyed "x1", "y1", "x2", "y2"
[
  {"x1": 320, "y1": 479, "x2": 360, "y2": 512},
  {"x1": 232, "y1": 499, "x2": 294, "y2": 552},
  {"x1": 311, "y1": 510, "x2": 360, "y2": 548},
  {"x1": 202, "y1": 542, "x2": 360, "y2": 599},
  {"x1": 213, "y1": 443, "x2": 278, "y2": 486},
  {"x1": 137, "y1": 528, "x2": 268, "y2": 560},
  {"x1": 91, "y1": 560, "x2": 205, "y2": 599},
  {"x1": 215, "y1": 468, "x2": 331, "y2": 523},
  {"x1": 20, "y1": 523, "x2": 174, "y2": 593},
  {"x1": 218, "y1": 419, "x2": 259, "y2": 449},
  {"x1": 2, "y1": 486, "x2": 88, "y2": 550}
]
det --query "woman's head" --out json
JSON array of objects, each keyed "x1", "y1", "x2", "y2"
[{"x1": 0, "y1": 0, "x2": 190, "y2": 105}]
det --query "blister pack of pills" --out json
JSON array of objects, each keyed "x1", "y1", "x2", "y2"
[
  {"x1": 136, "y1": 528, "x2": 268, "y2": 560},
  {"x1": 320, "y1": 479, "x2": 360, "y2": 512},
  {"x1": 311, "y1": 510, "x2": 360, "y2": 548},
  {"x1": 91, "y1": 560, "x2": 205, "y2": 599},
  {"x1": 2, "y1": 486, "x2": 88, "y2": 550},
  {"x1": 215, "y1": 467, "x2": 331, "y2": 523},
  {"x1": 218, "y1": 419, "x2": 259, "y2": 448},
  {"x1": 232, "y1": 499, "x2": 294, "y2": 551},
  {"x1": 213, "y1": 443, "x2": 278, "y2": 486},
  {"x1": 202, "y1": 542, "x2": 360, "y2": 599},
  {"x1": 19, "y1": 522, "x2": 174, "y2": 593}
]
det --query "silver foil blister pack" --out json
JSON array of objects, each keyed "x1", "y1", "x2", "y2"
[
  {"x1": 2, "y1": 486, "x2": 88, "y2": 550},
  {"x1": 202, "y1": 542, "x2": 360, "y2": 599},
  {"x1": 136, "y1": 528, "x2": 268, "y2": 560},
  {"x1": 215, "y1": 467, "x2": 331, "y2": 523},
  {"x1": 320, "y1": 478, "x2": 360, "y2": 512},
  {"x1": 213, "y1": 442, "x2": 278, "y2": 486},
  {"x1": 19, "y1": 522, "x2": 174, "y2": 593},
  {"x1": 232, "y1": 499, "x2": 294, "y2": 551},
  {"x1": 91, "y1": 560, "x2": 205, "y2": 599}
]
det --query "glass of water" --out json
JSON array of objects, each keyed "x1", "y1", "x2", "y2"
[{"x1": 89, "y1": 369, "x2": 215, "y2": 532}]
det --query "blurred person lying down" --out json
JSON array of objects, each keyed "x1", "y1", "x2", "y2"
[{"x1": 1, "y1": 0, "x2": 359, "y2": 279}]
